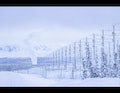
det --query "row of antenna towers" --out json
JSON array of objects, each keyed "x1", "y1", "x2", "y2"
[{"x1": 39, "y1": 25, "x2": 120, "y2": 79}]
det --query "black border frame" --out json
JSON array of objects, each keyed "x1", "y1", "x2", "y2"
[{"x1": 0, "y1": 1, "x2": 120, "y2": 92}]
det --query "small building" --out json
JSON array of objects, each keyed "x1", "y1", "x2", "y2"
[
  {"x1": 37, "y1": 57, "x2": 52, "y2": 66},
  {"x1": 0, "y1": 57, "x2": 32, "y2": 71}
]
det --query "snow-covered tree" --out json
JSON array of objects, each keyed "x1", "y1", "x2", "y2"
[{"x1": 85, "y1": 37, "x2": 92, "y2": 78}]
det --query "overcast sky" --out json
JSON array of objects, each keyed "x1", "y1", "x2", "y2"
[{"x1": 0, "y1": 6, "x2": 120, "y2": 59}]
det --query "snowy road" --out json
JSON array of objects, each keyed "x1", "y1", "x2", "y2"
[{"x1": 0, "y1": 71, "x2": 120, "y2": 87}]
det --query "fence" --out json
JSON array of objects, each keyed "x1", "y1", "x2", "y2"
[{"x1": 36, "y1": 25, "x2": 120, "y2": 79}]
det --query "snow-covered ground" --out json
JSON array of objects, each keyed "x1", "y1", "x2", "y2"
[{"x1": 0, "y1": 71, "x2": 120, "y2": 87}]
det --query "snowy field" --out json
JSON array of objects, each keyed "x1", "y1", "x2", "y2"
[{"x1": 0, "y1": 71, "x2": 120, "y2": 87}]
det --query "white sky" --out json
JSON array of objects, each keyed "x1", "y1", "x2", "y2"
[{"x1": 0, "y1": 7, "x2": 120, "y2": 63}]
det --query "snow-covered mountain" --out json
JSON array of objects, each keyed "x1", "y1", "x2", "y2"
[{"x1": 0, "y1": 44, "x2": 51, "y2": 58}]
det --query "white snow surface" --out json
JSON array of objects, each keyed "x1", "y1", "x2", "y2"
[{"x1": 0, "y1": 71, "x2": 120, "y2": 87}]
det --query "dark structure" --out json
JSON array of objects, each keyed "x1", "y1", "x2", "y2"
[{"x1": 0, "y1": 57, "x2": 32, "y2": 71}]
